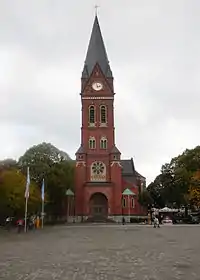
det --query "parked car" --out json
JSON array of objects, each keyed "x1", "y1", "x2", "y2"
[{"x1": 162, "y1": 216, "x2": 173, "y2": 225}]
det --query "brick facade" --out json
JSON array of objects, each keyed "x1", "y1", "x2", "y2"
[{"x1": 75, "y1": 16, "x2": 146, "y2": 222}]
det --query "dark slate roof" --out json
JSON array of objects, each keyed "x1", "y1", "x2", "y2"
[
  {"x1": 110, "y1": 146, "x2": 121, "y2": 154},
  {"x1": 135, "y1": 170, "x2": 145, "y2": 179},
  {"x1": 120, "y1": 159, "x2": 135, "y2": 175},
  {"x1": 82, "y1": 15, "x2": 113, "y2": 78},
  {"x1": 75, "y1": 145, "x2": 85, "y2": 154}
]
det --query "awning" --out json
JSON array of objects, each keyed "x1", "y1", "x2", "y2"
[
  {"x1": 122, "y1": 188, "x2": 136, "y2": 196},
  {"x1": 65, "y1": 189, "x2": 74, "y2": 196}
]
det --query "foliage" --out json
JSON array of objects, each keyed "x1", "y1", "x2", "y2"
[
  {"x1": 18, "y1": 142, "x2": 75, "y2": 216},
  {"x1": 147, "y1": 146, "x2": 200, "y2": 208},
  {"x1": 18, "y1": 142, "x2": 71, "y2": 184},
  {"x1": 0, "y1": 142, "x2": 75, "y2": 220},
  {"x1": 0, "y1": 159, "x2": 18, "y2": 170},
  {"x1": 188, "y1": 171, "x2": 200, "y2": 207},
  {"x1": 138, "y1": 190, "x2": 153, "y2": 207},
  {"x1": 45, "y1": 160, "x2": 75, "y2": 216},
  {"x1": 0, "y1": 168, "x2": 40, "y2": 219}
]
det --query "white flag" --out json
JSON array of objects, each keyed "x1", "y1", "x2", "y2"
[
  {"x1": 24, "y1": 167, "x2": 30, "y2": 199},
  {"x1": 41, "y1": 178, "x2": 45, "y2": 201}
]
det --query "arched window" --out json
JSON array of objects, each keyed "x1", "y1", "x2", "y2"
[
  {"x1": 89, "y1": 105, "x2": 95, "y2": 126},
  {"x1": 100, "y1": 105, "x2": 107, "y2": 124},
  {"x1": 100, "y1": 136, "x2": 107, "y2": 149},
  {"x1": 131, "y1": 197, "x2": 135, "y2": 208},
  {"x1": 89, "y1": 137, "x2": 96, "y2": 149},
  {"x1": 122, "y1": 197, "x2": 126, "y2": 208}
]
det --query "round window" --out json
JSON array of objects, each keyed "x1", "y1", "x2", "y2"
[{"x1": 92, "y1": 162, "x2": 105, "y2": 175}]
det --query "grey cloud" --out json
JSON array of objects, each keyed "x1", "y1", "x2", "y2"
[{"x1": 1, "y1": 0, "x2": 200, "y2": 183}]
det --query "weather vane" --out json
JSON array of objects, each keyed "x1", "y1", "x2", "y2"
[{"x1": 95, "y1": 5, "x2": 100, "y2": 16}]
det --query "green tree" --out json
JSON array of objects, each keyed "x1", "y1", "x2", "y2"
[
  {"x1": 138, "y1": 190, "x2": 153, "y2": 207},
  {"x1": 45, "y1": 161, "x2": 75, "y2": 216},
  {"x1": 18, "y1": 142, "x2": 71, "y2": 184},
  {"x1": 147, "y1": 176, "x2": 166, "y2": 208},
  {"x1": 0, "y1": 168, "x2": 40, "y2": 219},
  {"x1": 188, "y1": 170, "x2": 200, "y2": 208},
  {"x1": 18, "y1": 142, "x2": 75, "y2": 217},
  {"x1": 148, "y1": 146, "x2": 200, "y2": 208}
]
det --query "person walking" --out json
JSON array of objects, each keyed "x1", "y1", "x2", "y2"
[
  {"x1": 16, "y1": 218, "x2": 23, "y2": 233},
  {"x1": 153, "y1": 216, "x2": 160, "y2": 228},
  {"x1": 5, "y1": 217, "x2": 12, "y2": 231}
]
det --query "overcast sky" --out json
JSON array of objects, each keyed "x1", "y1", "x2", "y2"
[{"x1": 0, "y1": 0, "x2": 200, "y2": 184}]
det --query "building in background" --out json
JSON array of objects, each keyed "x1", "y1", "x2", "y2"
[{"x1": 75, "y1": 15, "x2": 146, "y2": 222}]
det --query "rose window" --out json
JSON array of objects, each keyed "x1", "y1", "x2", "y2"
[{"x1": 92, "y1": 162, "x2": 105, "y2": 175}]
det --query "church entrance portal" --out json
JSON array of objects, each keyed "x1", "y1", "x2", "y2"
[{"x1": 89, "y1": 193, "x2": 108, "y2": 221}]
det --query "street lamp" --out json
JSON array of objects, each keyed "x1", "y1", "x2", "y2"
[{"x1": 65, "y1": 189, "x2": 74, "y2": 223}]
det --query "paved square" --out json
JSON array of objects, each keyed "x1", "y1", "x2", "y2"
[{"x1": 0, "y1": 224, "x2": 200, "y2": 280}]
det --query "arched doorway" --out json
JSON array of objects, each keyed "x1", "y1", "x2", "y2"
[{"x1": 89, "y1": 193, "x2": 108, "y2": 221}]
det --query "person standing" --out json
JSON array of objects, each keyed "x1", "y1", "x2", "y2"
[{"x1": 36, "y1": 216, "x2": 40, "y2": 229}]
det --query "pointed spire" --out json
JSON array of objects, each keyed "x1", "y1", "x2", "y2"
[{"x1": 82, "y1": 15, "x2": 113, "y2": 78}]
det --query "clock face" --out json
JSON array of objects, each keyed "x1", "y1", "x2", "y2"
[{"x1": 92, "y1": 82, "x2": 103, "y2": 91}]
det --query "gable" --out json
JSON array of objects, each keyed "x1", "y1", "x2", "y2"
[{"x1": 81, "y1": 63, "x2": 113, "y2": 96}]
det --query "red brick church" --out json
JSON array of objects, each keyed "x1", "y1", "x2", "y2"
[{"x1": 75, "y1": 15, "x2": 146, "y2": 222}]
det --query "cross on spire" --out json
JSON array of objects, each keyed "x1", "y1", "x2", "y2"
[{"x1": 94, "y1": 5, "x2": 99, "y2": 16}]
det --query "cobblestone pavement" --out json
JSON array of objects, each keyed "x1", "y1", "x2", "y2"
[{"x1": 0, "y1": 224, "x2": 200, "y2": 280}]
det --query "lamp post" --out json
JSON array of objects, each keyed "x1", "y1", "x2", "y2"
[
  {"x1": 65, "y1": 189, "x2": 74, "y2": 223},
  {"x1": 128, "y1": 195, "x2": 131, "y2": 223}
]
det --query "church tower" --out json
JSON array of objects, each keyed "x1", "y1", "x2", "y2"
[{"x1": 75, "y1": 15, "x2": 123, "y2": 222}]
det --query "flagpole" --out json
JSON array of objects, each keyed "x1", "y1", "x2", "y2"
[
  {"x1": 41, "y1": 178, "x2": 45, "y2": 229},
  {"x1": 24, "y1": 166, "x2": 30, "y2": 233},
  {"x1": 67, "y1": 196, "x2": 69, "y2": 223},
  {"x1": 41, "y1": 199, "x2": 44, "y2": 229},
  {"x1": 24, "y1": 195, "x2": 28, "y2": 232}
]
